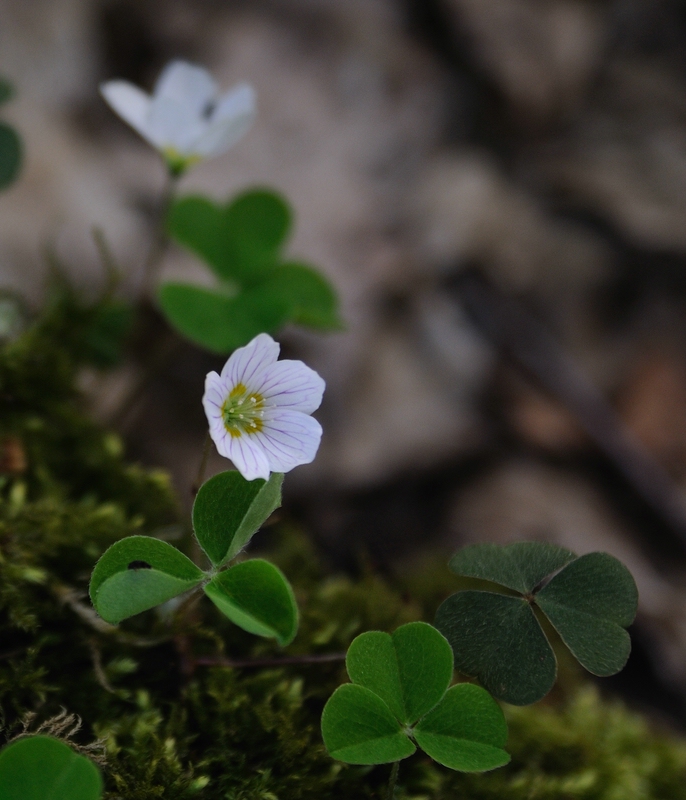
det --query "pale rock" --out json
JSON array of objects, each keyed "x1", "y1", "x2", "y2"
[
  {"x1": 313, "y1": 294, "x2": 491, "y2": 488},
  {"x1": 443, "y1": 0, "x2": 606, "y2": 122},
  {"x1": 0, "y1": 0, "x2": 159, "y2": 298},
  {"x1": 0, "y1": 0, "x2": 96, "y2": 107},
  {"x1": 0, "y1": 98, "x2": 153, "y2": 299},
  {"x1": 534, "y1": 59, "x2": 686, "y2": 251},
  {"x1": 414, "y1": 150, "x2": 610, "y2": 336}
]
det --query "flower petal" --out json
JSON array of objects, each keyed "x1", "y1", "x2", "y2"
[
  {"x1": 221, "y1": 333, "x2": 280, "y2": 388},
  {"x1": 147, "y1": 96, "x2": 207, "y2": 153},
  {"x1": 190, "y1": 83, "x2": 256, "y2": 157},
  {"x1": 255, "y1": 409, "x2": 323, "y2": 472},
  {"x1": 154, "y1": 60, "x2": 217, "y2": 117},
  {"x1": 224, "y1": 434, "x2": 271, "y2": 481},
  {"x1": 255, "y1": 360, "x2": 325, "y2": 414},
  {"x1": 202, "y1": 371, "x2": 227, "y2": 425},
  {"x1": 100, "y1": 80, "x2": 154, "y2": 144}
]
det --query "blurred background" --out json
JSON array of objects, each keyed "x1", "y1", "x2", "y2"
[{"x1": 3, "y1": 0, "x2": 686, "y2": 726}]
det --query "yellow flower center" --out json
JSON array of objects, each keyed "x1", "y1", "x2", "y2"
[
  {"x1": 162, "y1": 147, "x2": 202, "y2": 177},
  {"x1": 221, "y1": 383, "x2": 264, "y2": 438}
]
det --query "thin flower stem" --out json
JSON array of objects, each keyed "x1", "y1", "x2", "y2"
[
  {"x1": 386, "y1": 761, "x2": 400, "y2": 800},
  {"x1": 192, "y1": 432, "x2": 212, "y2": 496},
  {"x1": 91, "y1": 226, "x2": 121, "y2": 295},
  {"x1": 141, "y1": 168, "x2": 179, "y2": 296},
  {"x1": 107, "y1": 168, "x2": 180, "y2": 428},
  {"x1": 193, "y1": 652, "x2": 346, "y2": 669}
]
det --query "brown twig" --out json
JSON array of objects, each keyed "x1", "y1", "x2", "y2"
[
  {"x1": 0, "y1": 648, "x2": 25, "y2": 661},
  {"x1": 194, "y1": 652, "x2": 346, "y2": 669},
  {"x1": 53, "y1": 583, "x2": 172, "y2": 647},
  {"x1": 88, "y1": 639, "x2": 116, "y2": 694}
]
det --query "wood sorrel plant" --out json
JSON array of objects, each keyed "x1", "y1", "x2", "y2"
[
  {"x1": 101, "y1": 60, "x2": 342, "y2": 351},
  {"x1": 90, "y1": 469, "x2": 298, "y2": 643},
  {"x1": 321, "y1": 545, "x2": 639, "y2": 796},
  {"x1": 90, "y1": 332, "x2": 326, "y2": 640},
  {"x1": 321, "y1": 622, "x2": 510, "y2": 771}
]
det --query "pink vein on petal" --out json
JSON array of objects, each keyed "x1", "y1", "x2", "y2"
[
  {"x1": 222, "y1": 334, "x2": 280, "y2": 388},
  {"x1": 255, "y1": 361, "x2": 325, "y2": 414}
]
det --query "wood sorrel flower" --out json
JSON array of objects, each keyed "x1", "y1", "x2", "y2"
[
  {"x1": 203, "y1": 334, "x2": 325, "y2": 481},
  {"x1": 100, "y1": 60, "x2": 256, "y2": 175}
]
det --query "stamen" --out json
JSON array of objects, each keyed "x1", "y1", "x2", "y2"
[{"x1": 221, "y1": 384, "x2": 265, "y2": 437}]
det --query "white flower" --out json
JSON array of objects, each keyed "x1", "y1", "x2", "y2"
[
  {"x1": 203, "y1": 334, "x2": 325, "y2": 481},
  {"x1": 100, "y1": 60, "x2": 256, "y2": 174}
]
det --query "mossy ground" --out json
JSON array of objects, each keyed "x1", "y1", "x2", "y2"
[{"x1": 1, "y1": 288, "x2": 685, "y2": 799}]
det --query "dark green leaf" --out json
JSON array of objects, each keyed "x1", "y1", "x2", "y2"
[
  {"x1": 346, "y1": 622, "x2": 453, "y2": 725},
  {"x1": 536, "y1": 552, "x2": 638, "y2": 676},
  {"x1": 204, "y1": 559, "x2": 298, "y2": 645},
  {"x1": 90, "y1": 536, "x2": 204, "y2": 624},
  {"x1": 264, "y1": 262, "x2": 343, "y2": 329},
  {"x1": 168, "y1": 190, "x2": 291, "y2": 284},
  {"x1": 435, "y1": 591, "x2": 556, "y2": 705},
  {"x1": 0, "y1": 122, "x2": 21, "y2": 190},
  {"x1": 193, "y1": 471, "x2": 283, "y2": 566},
  {"x1": 158, "y1": 282, "x2": 291, "y2": 354},
  {"x1": 321, "y1": 684, "x2": 416, "y2": 765},
  {"x1": 449, "y1": 542, "x2": 576, "y2": 595},
  {"x1": 0, "y1": 735, "x2": 102, "y2": 800},
  {"x1": 414, "y1": 684, "x2": 510, "y2": 772},
  {"x1": 0, "y1": 78, "x2": 14, "y2": 105}
]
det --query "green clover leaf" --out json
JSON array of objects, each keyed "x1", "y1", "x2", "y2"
[
  {"x1": 90, "y1": 470, "x2": 297, "y2": 644},
  {"x1": 168, "y1": 190, "x2": 292, "y2": 285},
  {"x1": 345, "y1": 623, "x2": 453, "y2": 725},
  {"x1": 204, "y1": 558, "x2": 298, "y2": 645},
  {"x1": 434, "y1": 543, "x2": 638, "y2": 705},
  {"x1": 321, "y1": 622, "x2": 509, "y2": 771},
  {"x1": 0, "y1": 736, "x2": 102, "y2": 800},
  {"x1": 321, "y1": 684, "x2": 416, "y2": 765},
  {"x1": 159, "y1": 188, "x2": 342, "y2": 353},
  {"x1": 89, "y1": 536, "x2": 204, "y2": 624},
  {"x1": 193, "y1": 470, "x2": 283, "y2": 567},
  {"x1": 158, "y1": 281, "x2": 293, "y2": 354}
]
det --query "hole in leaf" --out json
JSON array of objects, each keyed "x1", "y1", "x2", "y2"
[{"x1": 127, "y1": 560, "x2": 152, "y2": 570}]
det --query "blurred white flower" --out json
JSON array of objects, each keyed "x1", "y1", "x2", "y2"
[
  {"x1": 203, "y1": 334, "x2": 325, "y2": 481},
  {"x1": 101, "y1": 60, "x2": 256, "y2": 174}
]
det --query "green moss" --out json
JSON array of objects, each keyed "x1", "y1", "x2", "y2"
[
  {"x1": 397, "y1": 688, "x2": 686, "y2": 799},
  {"x1": 0, "y1": 288, "x2": 685, "y2": 799}
]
